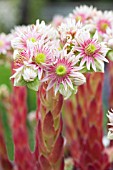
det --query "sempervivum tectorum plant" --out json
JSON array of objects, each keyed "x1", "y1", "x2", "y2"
[
  {"x1": 35, "y1": 84, "x2": 64, "y2": 170},
  {"x1": 11, "y1": 86, "x2": 36, "y2": 170},
  {"x1": 63, "y1": 72, "x2": 110, "y2": 170}
]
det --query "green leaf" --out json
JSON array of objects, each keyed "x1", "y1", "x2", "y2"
[
  {"x1": 0, "y1": 102, "x2": 14, "y2": 161},
  {"x1": 27, "y1": 78, "x2": 40, "y2": 91},
  {"x1": 14, "y1": 77, "x2": 26, "y2": 86}
]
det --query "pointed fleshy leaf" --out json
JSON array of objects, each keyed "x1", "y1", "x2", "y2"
[
  {"x1": 27, "y1": 78, "x2": 40, "y2": 91},
  {"x1": 37, "y1": 120, "x2": 47, "y2": 154},
  {"x1": 40, "y1": 155, "x2": 51, "y2": 170},
  {"x1": 43, "y1": 111, "x2": 55, "y2": 137},
  {"x1": 52, "y1": 94, "x2": 63, "y2": 117},
  {"x1": 49, "y1": 134, "x2": 64, "y2": 164},
  {"x1": 14, "y1": 77, "x2": 26, "y2": 86}
]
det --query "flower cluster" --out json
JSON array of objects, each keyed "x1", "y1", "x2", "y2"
[{"x1": 10, "y1": 6, "x2": 110, "y2": 99}]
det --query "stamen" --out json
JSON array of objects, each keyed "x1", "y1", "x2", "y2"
[
  {"x1": 85, "y1": 43, "x2": 96, "y2": 56},
  {"x1": 35, "y1": 53, "x2": 46, "y2": 64},
  {"x1": 56, "y1": 65, "x2": 67, "y2": 76}
]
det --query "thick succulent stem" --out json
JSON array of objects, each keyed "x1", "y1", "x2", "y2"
[
  {"x1": 64, "y1": 73, "x2": 110, "y2": 170},
  {"x1": 35, "y1": 83, "x2": 64, "y2": 170},
  {"x1": 11, "y1": 86, "x2": 36, "y2": 170}
]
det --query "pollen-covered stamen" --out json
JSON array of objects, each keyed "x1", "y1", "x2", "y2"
[
  {"x1": 35, "y1": 53, "x2": 46, "y2": 64},
  {"x1": 56, "y1": 65, "x2": 67, "y2": 76},
  {"x1": 15, "y1": 56, "x2": 26, "y2": 65},
  {"x1": 85, "y1": 43, "x2": 97, "y2": 56},
  {"x1": 28, "y1": 37, "x2": 37, "y2": 43}
]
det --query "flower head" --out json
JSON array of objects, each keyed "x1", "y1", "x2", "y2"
[
  {"x1": 0, "y1": 33, "x2": 11, "y2": 54},
  {"x1": 93, "y1": 10, "x2": 113, "y2": 36},
  {"x1": 42, "y1": 50, "x2": 86, "y2": 99},
  {"x1": 69, "y1": 5, "x2": 97, "y2": 24},
  {"x1": 75, "y1": 31, "x2": 109, "y2": 71},
  {"x1": 11, "y1": 63, "x2": 39, "y2": 91},
  {"x1": 58, "y1": 18, "x2": 82, "y2": 46},
  {"x1": 11, "y1": 24, "x2": 39, "y2": 50}
]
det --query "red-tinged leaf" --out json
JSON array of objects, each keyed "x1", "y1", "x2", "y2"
[
  {"x1": 91, "y1": 141, "x2": 103, "y2": 159},
  {"x1": 52, "y1": 94, "x2": 63, "y2": 117},
  {"x1": 43, "y1": 112, "x2": 55, "y2": 137},
  {"x1": 95, "y1": 82, "x2": 103, "y2": 102},
  {"x1": 49, "y1": 134, "x2": 64, "y2": 164},
  {"x1": 36, "y1": 162, "x2": 42, "y2": 170},
  {"x1": 80, "y1": 151, "x2": 92, "y2": 165},
  {"x1": 89, "y1": 99, "x2": 97, "y2": 113},
  {"x1": 88, "y1": 126, "x2": 98, "y2": 147},
  {"x1": 40, "y1": 155, "x2": 51, "y2": 170},
  {"x1": 59, "y1": 158, "x2": 64, "y2": 170},
  {"x1": 87, "y1": 164, "x2": 96, "y2": 170},
  {"x1": 54, "y1": 115, "x2": 63, "y2": 132},
  {"x1": 36, "y1": 120, "x2": 47, "y2": 154}
]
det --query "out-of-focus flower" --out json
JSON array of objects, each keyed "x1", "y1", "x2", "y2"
[
  {"x1": 51, "y1": 15, "x2": 64, "y2": 27},
  {"x1": 42, "y1": 50, "x2": 86, "y2": 99},
  {"x1": 93, "y1": 10, "x2": 113, "y2": 36},
  {"x1": 75, "y1": 31, "x2": 109, "y2": 71},
  {"x1": 11, "y1": 24, "x2": 40, "y2": 50},
  {"x1": 0, "y1": 33, "x2": 11, "y2": 54},
  {"x1": 104, "y1": 27, "x2": 113, "y2": 49},
  {"x1": 69, "y1": 5, "x2": 97, "y2": 24}
]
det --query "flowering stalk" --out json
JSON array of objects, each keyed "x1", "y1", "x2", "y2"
[
  {"x1": 11, "y1": 86, "x2": 36, "y2": 170},
  {"x1": 63, "y1": 72, "x2": 110, "y2": 170},
  {"x1": 35, "y1": 83, "x2": 64, "y2": 170}
]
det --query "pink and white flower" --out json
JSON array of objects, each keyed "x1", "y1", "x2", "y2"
[
  {"x1": 93, "y1": 10, "x2": 113, "y2": 36},
  {"x1": 31, "y1": 40, "x2": 57, "y2": 80},
  {"x1": 0, "y1": 33, "x2": 11, "y2": 54},
  {"x1": 103, "y1": 27, "x2": 113, "y2": 49},
  {"x1": 51, "y1": 15, "x2": 64, "y2": 27},
  {"x1": 75, "y1": 31, "x2": 109, "y2": 71},
  {"x1": 42, "y1": 50, "x2": 86, "y2": 99},
  {"x1": 69, "y1": 5, "x2": 97, "y2": 24},
  {"x1": 11, "y1": 24, "x2": 39, "y2": 50},
  {"x1": 58, "y1": 18, "x2": 82, "y2": 49},
  {"x1": 11, "y1": 62, "x2": 39, "y2": 90}
]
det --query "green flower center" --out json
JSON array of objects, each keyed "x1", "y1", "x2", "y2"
[
  {"x1": 28, "y1": 37, "x2": 37, "y2": 43},
  {"x1": 0, "y1": 40, "x2": 4, "y2": 47},
  {"x1": 35, "y1": 53, "x2": 46, "y2": 64},
  {"x1": 56, "y1": 65, "x2": 67, "y2": 76},
  {"x1": 85, "y1": 44, "x2": 97, "y2": 56},
  {"x1": 76, "y1": 15, "x2": 82, "y2": 22},
  {"x1": 100, "y1": 23, "x2": 108, "y2": 32}
]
